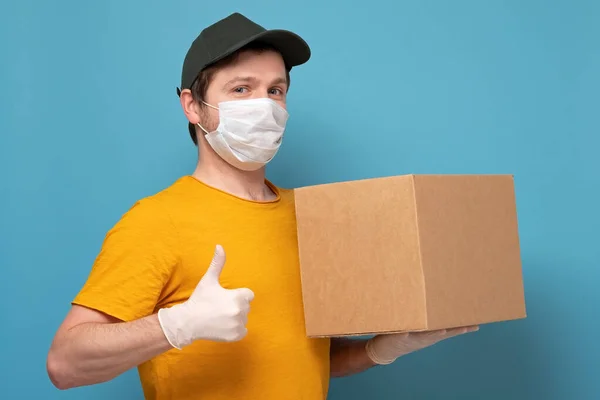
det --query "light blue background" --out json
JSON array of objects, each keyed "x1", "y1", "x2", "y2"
[{"x1": 1, "y1": 0, "x2": 598, "y2": 399}]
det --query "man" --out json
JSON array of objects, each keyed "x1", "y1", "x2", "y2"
[{"x1": 47, "y1": 12, "x2": 477, "y2": 399}]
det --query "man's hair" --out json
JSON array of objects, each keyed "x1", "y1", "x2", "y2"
[{"x1": 188, "y1": 42, "x2": 292, "y2": 145}]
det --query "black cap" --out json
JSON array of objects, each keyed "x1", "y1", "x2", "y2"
[{"x1": 179, "y1": 12, "x2": 311, "y2": 93}]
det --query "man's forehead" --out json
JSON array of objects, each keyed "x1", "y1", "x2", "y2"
[
  {"x1": 213, "y1": 51, "x2": 287, "y2": 80},
  {"x1": 229, "y1": 49, "x2": 285, "y2": 68}
]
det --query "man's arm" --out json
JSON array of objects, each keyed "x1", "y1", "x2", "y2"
[
  {"x1": 329, "y1": 338, "x2": 376, "y2": 378},
  {"x1": 47, "y1": 245, "x2": 252, "y2": 390},
  {"x1": 47, "y1": 305, "x2": 173, "y2": 390},
  {"x1": 329, "y1": 326, "x2": 479, "y2": 378},
  {"x1": 46, "y1": 198, "x2": 179, "y2": 390}
]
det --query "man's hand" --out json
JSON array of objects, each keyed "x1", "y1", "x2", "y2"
[
  {"x1": 157, "y1": 245, "x2": 254, "y2": 349},
  {"x1": 365, "y1": 326, "x2": 479, "y2": 365}
]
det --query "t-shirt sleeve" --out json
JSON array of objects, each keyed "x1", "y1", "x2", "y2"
[{"x1": 72, "y1": 197, "x2": 179, "y2": 322}]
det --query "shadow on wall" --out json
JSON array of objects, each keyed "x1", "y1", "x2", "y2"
[{"x1": 327, "y1": 256, "x2": 559, "y2": 400}]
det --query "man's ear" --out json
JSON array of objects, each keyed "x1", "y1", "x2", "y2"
[{"x1": 179, "y1": 89, "x2": 201, "y2": 125}]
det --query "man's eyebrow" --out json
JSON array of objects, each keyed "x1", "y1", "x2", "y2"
[
  {"x1": 270, "y1": 77, "x2": 288, "y2": 87},
  {"x1": 222, "y1": 76, "x2": 289, "y2": 88},
  {"x1": 223, "y1": 76, "x2": 259, "y2": 88}
]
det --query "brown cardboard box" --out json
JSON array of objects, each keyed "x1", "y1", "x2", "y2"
[{"x1": 293, "y1": 174, "x2": 526, "y2": 337}]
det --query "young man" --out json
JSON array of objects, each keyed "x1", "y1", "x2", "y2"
[{"x1": 47, "y1": 12, "x2": 477, "y2": 400}]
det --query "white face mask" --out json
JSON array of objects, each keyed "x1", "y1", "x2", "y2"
[{"x1": 197, "y1": 98, "x2": 289, "y2": 171}]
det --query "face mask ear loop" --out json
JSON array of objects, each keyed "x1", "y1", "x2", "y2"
[
  {"x1": 196, "y1": 122, "x2": 210, "y2": 135},
  {"x1": 202, "y1": 101, "x2": 219, "y2": 110},
  {"x1": 196, "y1": 101, "x2": 219, "y2": 135}
]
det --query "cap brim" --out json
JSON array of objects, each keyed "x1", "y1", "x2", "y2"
[
  {"x1": 252, "y1": 29, "x2": 311, "y2": 68},
  {"x1": 205, "y1": 29, "x2": 311, "y2": 71}
]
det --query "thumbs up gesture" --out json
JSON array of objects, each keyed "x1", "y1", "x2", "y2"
[{"x1": 158, "y1": 245, "x2": 254, "y2": 349}]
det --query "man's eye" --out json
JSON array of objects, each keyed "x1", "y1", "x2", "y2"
[
  {"x1": 269, "y1": 88, "x2": 283, "y2": 95},
  {"x1": 233, "y1": 87, "x2": 248, "y2": 93}
]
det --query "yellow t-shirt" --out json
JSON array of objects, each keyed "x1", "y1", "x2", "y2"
[{"x1": 72, "y1": 176, "x2": 331, "y2": 399}]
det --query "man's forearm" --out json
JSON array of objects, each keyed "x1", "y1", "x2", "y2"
[
  {"x1": 330, "y1": 326, "x2": 479, "y2": 377},
  {"x1": 329, "y1": 338, "x2": 377, "y2": 378},
  {"x1": 47, "y1": 314, "x2": 172, "y2": 389}
]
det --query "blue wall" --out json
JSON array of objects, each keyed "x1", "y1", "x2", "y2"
[{"x1": 1, "y1": 0, "x2": 598, "y2": 398}]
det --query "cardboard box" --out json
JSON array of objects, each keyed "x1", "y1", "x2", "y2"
[{"x1": 294, "y1": 174, "x2": 526, "y2": 337}]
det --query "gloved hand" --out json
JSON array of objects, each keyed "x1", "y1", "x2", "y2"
[
  {"x1": 157, "y1": 245, "x2": 254, "y2": 349},
  {"x1": 365, "y1": 326, "x2": 479, "y2": 365}
]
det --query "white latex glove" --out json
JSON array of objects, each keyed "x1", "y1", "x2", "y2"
[
  {"x1": 365, "y1": 326, "x2": 479, "y2": 365},
  {"x1": 157, "y1": 245, "x2": 254, "y2": 349}
]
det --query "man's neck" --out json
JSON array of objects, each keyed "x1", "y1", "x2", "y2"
[{"x1": 192, "y1": 158, "x2": 276, "y2": 202}]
